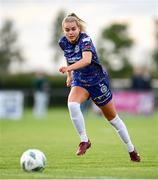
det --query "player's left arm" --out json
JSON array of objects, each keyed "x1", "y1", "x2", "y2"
[{"x1": 59, "y1": 51, "x2": 92, "y2": 73}]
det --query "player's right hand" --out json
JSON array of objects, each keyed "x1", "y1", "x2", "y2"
[{"x1": 66, "y1": 77, "x2": 72, "y2": 87}]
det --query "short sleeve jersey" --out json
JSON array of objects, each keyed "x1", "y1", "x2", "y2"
[{"x1": 59, "y1": 32, "x2": 106, "y2": 86}]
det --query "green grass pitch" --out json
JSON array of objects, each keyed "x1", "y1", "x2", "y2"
[{"x1": 0, "y1": 107, "x2": 158, "y2": 179}]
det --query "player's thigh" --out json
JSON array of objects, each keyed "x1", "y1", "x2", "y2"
[
  {"x1": 68, "y1": 86, "x2": 90, "y2": 104},
  {"x1": 99, "y1": 99, "x2": 117, "y2": 121}
]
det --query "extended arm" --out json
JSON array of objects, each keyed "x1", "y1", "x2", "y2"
[
  {"x1": 66, "y1": 62, "x2": 72, "y2": 87},
  {"x1": 59, "y1": 51, "x2": 92, "y2": 74}
]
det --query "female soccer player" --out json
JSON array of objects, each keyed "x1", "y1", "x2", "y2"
[{"x1": 58, "y1": 13, "x2": 140, "y2": 162}]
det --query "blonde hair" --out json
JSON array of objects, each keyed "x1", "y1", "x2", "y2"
[{"x1": 62, "y1": 13, "x2": 86, "y2": 32}]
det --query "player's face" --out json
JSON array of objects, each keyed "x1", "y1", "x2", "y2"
[{"x1": 63, "y1": 21, "x2": 80, "y2": 43}]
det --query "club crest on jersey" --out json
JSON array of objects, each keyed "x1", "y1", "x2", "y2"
[
  {"x1": 100, "y1": 83, "x2": 107, "y2": 93},
  {"x1": 74, "y1": 45, "x2": 80, "y2": 53}
]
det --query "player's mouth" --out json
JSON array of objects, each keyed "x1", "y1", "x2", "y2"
[
  {"x1": 68, "y1": 36, "x2": 77, "y2": 43},
  {"x1": 69, "y1": 36, "x2": 75, "y2": 39}
]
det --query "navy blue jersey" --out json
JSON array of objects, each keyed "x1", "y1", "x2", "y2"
[{"x1": 59, "y1": 32, "x2": 107, "y2": 86}]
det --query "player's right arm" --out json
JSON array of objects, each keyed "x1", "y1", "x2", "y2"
[{"x1": 66, "y1": 62, "x2": 72, "y2": 87}]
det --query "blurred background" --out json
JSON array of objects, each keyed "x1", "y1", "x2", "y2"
[{"x1": 0, "y1": 0, "x2": 158, "y2": 119}]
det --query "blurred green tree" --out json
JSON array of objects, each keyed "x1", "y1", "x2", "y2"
[
  {"x1": 50, "y1": 10, "x2": 66, "y2": 63},
  {"x1": 97, "y1": 23, "x2": 134, "y2": 78},
  {"x1": 0, "y1": 19, "x2": 24, "y2": 75},
  {"x1": 152, "y1": 19, "x2": 158, "y2": 78}
]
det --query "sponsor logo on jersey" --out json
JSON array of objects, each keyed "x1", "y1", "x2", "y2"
[{"x1": 67, "y1": 56, "x2": 81, "y2": 63}]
